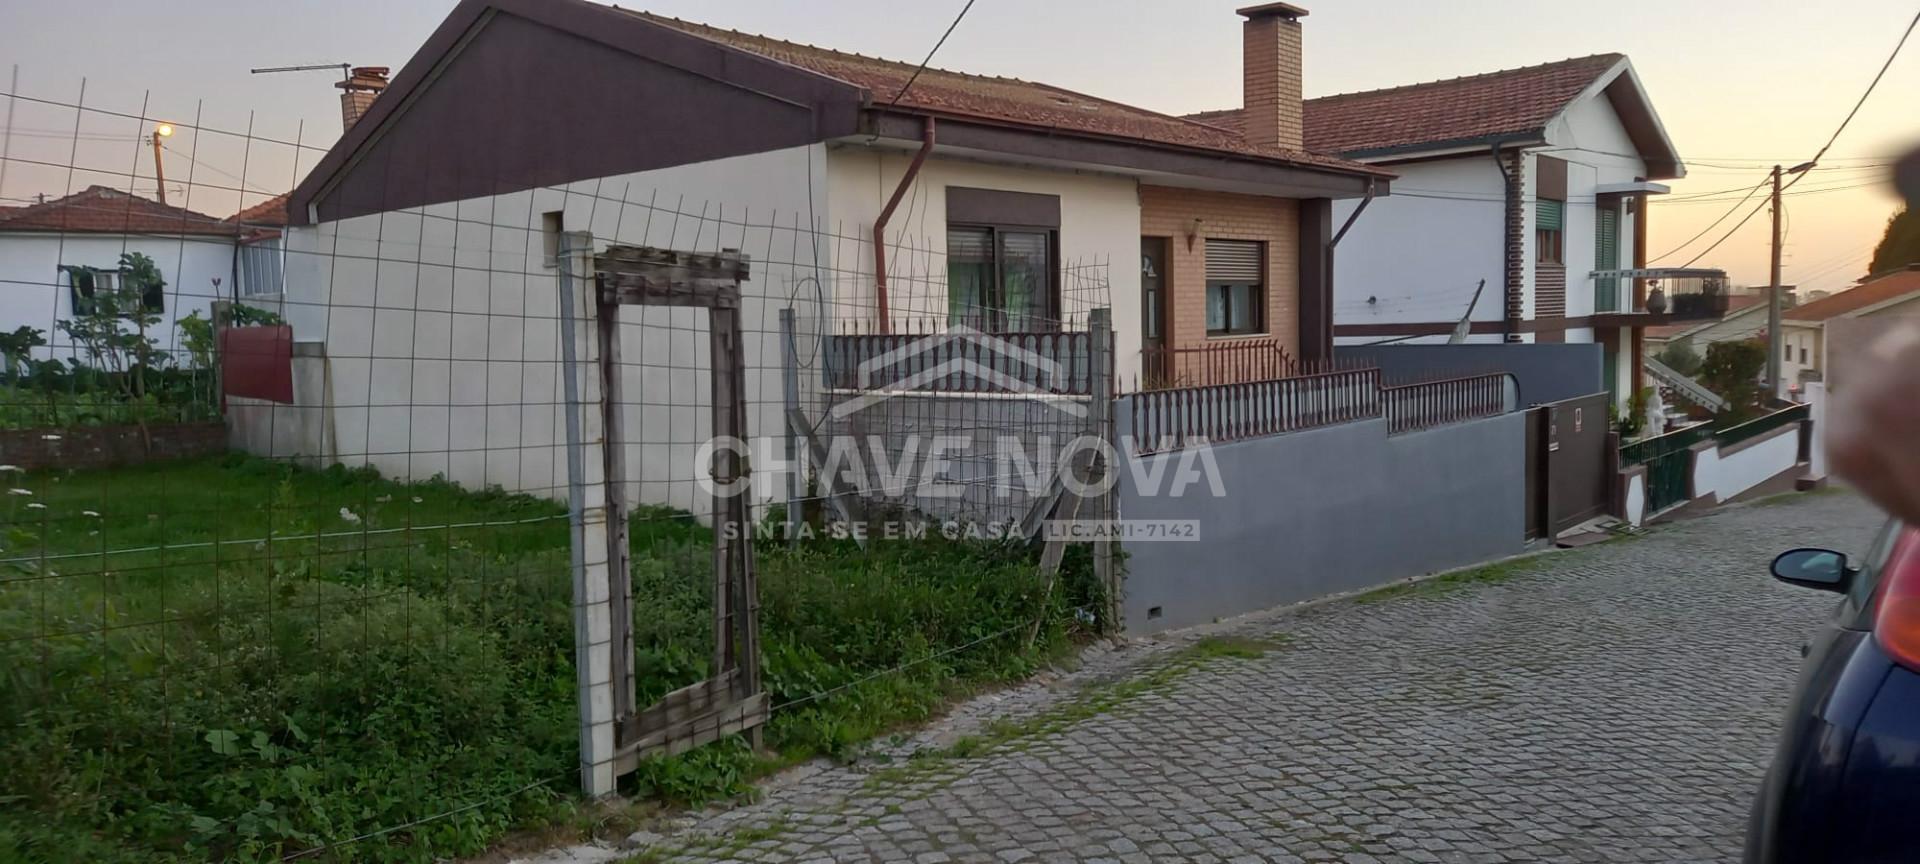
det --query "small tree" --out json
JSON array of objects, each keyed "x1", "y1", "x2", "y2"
[
  {"x1": 1700, "y1": 338, "x2": 1767, "y2": 424},
  {"x1": 1654, "y1": 341, "x2": 1703, "y2": 377},
  {"x1": 1868, "y1": 207, "x2": 1920, "y2": 277},
  {"x1": 0, "y1": 326, "x2": 45, "y2": 377},
  {"x1": 57, "y1": 251, "x2": 167, "y2": 403}
]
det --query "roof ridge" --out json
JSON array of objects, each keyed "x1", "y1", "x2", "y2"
[
  {"x1": 1784, "y1": 269, "x2": 1920, "y2": 321},
  {"x1": 624, "y1": 6, "x2": 1348, "y2": 162},
  {"x1": 1306, "y1": 53, "x2": 1624, "y2": 105},
  {"x1": 0, "y1": 183, "x2": 235, "y2": 232},
  {"x1": 624, "y1": 9, "x2": 1042, "y2": 88}
]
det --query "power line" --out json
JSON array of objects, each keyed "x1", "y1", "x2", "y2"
[
  {"x1": 882, "y1": 0, "x2": 978, "y2": 111},
  {"x1": 1791, "y1": 7, "x2": 1920, "y2": 188},
  {"x1": 1657, "y1": 8, "x2": 1916, "y2": 274},
  {"x1": 1648, "y1": 175, "x2": 1767, "y2": 263},
  {"x1": 1679, "y1": 194, "x2": 1771, "y2": 268}
]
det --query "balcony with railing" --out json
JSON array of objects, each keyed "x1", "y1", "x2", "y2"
[{"x1": 1590, "y1": 267, "x2": 1732, "y2": 325}]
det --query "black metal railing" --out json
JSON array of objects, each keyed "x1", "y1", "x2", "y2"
[
  {"x1": 1125, "y1": 367, "x2": 1382, "y2": 455},
  {"x1": 1715, "y1": 403, "x2": 1810, "y2": 449},
  {"x1": 1382, "y1": 373, "x2": 1518, "y2": 435},
  {"x1": 1620, "y1": 422, "x2": 1714, "y2": 512}
]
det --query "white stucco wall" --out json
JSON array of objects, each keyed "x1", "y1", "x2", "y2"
[
  {"x1": 0, "y1": 231, "x2": 234, "y2": 363},
  {"x1": 1622, "y1": 470, "x2": 1647, "y2": 527},
  {"x1": 1331, "y1": 158, "x2": 1507, "y2": 345},
  {"x1": 1545, "y1": 93, "x2": 1648, "y2": 328},
  {"x1": 1330, "y1": 89, "x2": 1651, "y2": 352},
  {"x1": 275, "y1": 144, "x2": 831, "y2": 513},
  {"x1": 1691, "y1": 426, "x2": 1801, "y2": 503},
  {"x1": 823, "y1": 147, "x2": 1143, "y2": 379},
  {"x1": 1779, "y1": 322, "x2": 1821, "y2": 390}
]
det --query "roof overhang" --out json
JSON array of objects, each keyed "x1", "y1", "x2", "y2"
[
  {"x1": 287, "y1": 0, "x2": 867, "y2": 225},
  {"x1": 1342, "y1": 133, "x2": 1547, "y2": 165},
  {"x1": 1339, "y1": 58, "x2": 1684, "y2": 180},
  {"x1": 863, "y1": 110, "x2": 1389, "y2": 200},
  {"x1": 1595, "y1": 180, "x2": 1670, "y2": 196},
  {"x1": 1559, "y1": 58, "x2": 1684, "y2": 180}
]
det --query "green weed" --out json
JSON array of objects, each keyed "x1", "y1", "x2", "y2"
[{"x1": 0, "y1": 455, "x2": 1100, "y2": 862}]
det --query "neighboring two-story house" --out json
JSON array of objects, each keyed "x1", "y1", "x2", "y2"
[
  {"x1": 269, "y1": 0, "x2": 1388, "y2": 501},
  {"x1": 1192, "y1": 54, "x2": 1695, "y2": 409}
]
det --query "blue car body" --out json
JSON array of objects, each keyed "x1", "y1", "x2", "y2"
[{"x1": 1747, "y1": 520, "x2": 1920, "y2": 863}]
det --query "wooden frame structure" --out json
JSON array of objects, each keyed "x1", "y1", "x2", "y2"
[{"x1": 594, "y1": 245, "x2": 766, "y2": 771}]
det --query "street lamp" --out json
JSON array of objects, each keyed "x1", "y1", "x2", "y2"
[{"x1": 151, "y1": 123, "x2": 174, "y2": 205}]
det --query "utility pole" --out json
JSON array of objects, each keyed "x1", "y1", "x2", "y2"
[
  {"x1": 150, "y1": 123, "x2": 173, "y2": 205},
  {"x1": 1765, "y1": 164, "x2": 1783, "y2": 400}
]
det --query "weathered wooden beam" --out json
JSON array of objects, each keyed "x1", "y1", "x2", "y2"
[
  {"x1": 598, "y1": 245, "x2": 750, "y2": 280},
  {"x1": 616, "y1": 669, "x2": 739, "y2": 745},
  {"x1": 787, "y1": 407, "x2": 866, "y2": 538},
  {"x1": 614, "y1": 692, "x2": 769, "y2": 765},
  {"x1": 598, "y1": 274, "x2": 742, "y2": 308}
]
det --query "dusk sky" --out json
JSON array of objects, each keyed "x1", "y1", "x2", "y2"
[{"x1": 1, "y1": 0, "x2": 1914, "y2": 295}]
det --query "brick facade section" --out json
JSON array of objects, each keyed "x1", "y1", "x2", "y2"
[
  {"x1": 0, "y1": 422, "x2": 227, "y2": 472},
  {"x1": 1502, "y1": 151, "x2": 1527, "y2": 343},
  {"x1": 1241, "y1": 15, "x2": 1304, "y2": 152},
  {"x1": 1139, "y1": 185, "x2": 1301, "y2": 374}
]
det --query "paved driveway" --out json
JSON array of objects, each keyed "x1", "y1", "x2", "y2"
[{"x1": 647, "y1": 491, "x2": 1883, "y2": 863}]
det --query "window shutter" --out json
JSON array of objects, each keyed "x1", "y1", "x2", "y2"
[
  {"x1": 1204, "y1": 239, "x2": 1262, "y2": 282},
  {"x1": 1537, "y1": 199, "x2": 1565, "y2": 231}
]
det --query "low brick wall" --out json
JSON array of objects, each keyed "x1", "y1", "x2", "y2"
[{"x1": 0, "y1": 422, "x2": 227, "y2": 471}]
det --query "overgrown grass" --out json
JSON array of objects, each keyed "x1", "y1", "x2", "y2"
[
  {"x1": 0, "y1": 455, "x2": 1099, "y2": 862},
  {"x1": 1352, "y1": 558, "x2": 1544, "y2": 605}
]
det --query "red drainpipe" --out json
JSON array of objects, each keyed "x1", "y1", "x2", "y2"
[{"x1": 873, "y1": 116, "x2": 936, "y2": 333}]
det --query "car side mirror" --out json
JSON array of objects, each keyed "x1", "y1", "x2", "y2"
[{"x1": 1772, "y1": 548, "x2": 1852, "y2": 593}]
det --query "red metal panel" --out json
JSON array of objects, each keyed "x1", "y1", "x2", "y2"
[{"x1": 219, "y1": 325, "x2": 294, "y2": 404}]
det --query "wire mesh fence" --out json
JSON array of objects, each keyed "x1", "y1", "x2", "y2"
[{"x1": 1, "y1": 80, "x2": 1115, "y2": 862}]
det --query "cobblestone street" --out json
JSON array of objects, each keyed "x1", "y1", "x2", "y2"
[{"x1": 642, "y1": 491, "x2": 1884, "y2": 863}]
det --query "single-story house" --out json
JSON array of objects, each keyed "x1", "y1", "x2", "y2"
[
  {"x1": 1190, "y1": 53, "x2": 1699, "y2": 410},
  {"x1": 267, "y1": 0, "x2": 1391, "y2": 505},
  {"x1": 1783, "y1": 264, "x2": 1920, "y2": 397},
  {"x1": 0, "y1": 186, "x2": 252, "y2": 362},
  {"x1": 1644, "y1": 293, "x2": 1768, "y2": 363}
]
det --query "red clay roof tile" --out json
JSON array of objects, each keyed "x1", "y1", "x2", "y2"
[
  {"x1": 1785, "y1": 268, "x2": 1920, "y2": 322},
  {"x1": 628, "y1": 11, "x2": 1388, "y2": 177},
  {"x1": 1188, "y1": 54, "x2": 1625, "y2": 157},
  {"x1": 229, "y1": 193, "x2": 290, "y2": 227},
  {"x1": 0, "y1": 185, "x2": 237, "y2": 236}
]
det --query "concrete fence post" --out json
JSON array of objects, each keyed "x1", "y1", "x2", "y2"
[
  {"x1": 556, "y1": 231, "x2": 620, "y2": 797},
  {"x1": 1087, "y1": 307, "x2": 1120, "y2": 632}
]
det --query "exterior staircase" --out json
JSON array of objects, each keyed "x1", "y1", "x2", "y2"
[{"x1": 1646, "y1": 356, "x2": 1728, "y2": 412}]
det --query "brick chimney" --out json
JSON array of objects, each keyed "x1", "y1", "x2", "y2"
[
  {"x1": 1238, "y1": 2, "x2": 1307, "y2": 152},
  {"x1": 335, "y1": 66, "x2": 390, "y2": 132}
]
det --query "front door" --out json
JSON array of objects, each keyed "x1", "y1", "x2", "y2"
[{"x1": 1141, "y1": 237, "x2": 1168, "y2": 385}]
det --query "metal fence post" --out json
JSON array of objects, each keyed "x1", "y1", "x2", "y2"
[
  {"x1": 557, "y1": 232, "x2": 619, "y2": 797},
  {"x1": 779, "y1": 307, "x2": 802, "y2": 549}
]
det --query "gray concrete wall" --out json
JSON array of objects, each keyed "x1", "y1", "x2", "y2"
[
  {"x1": 1114, "y1": 411, "x2": 1527, "y2": 633},
  {"x1": 1339, "y1": 343, "x2": 1602, "y2": 406},
  {"x1": 227, "y1": 341, "x2": 332, "y2": 467}
]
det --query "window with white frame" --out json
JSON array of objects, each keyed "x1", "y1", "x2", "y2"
[{"x1": 239, "y1": 238, "x2": 286, "y2": 296}]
